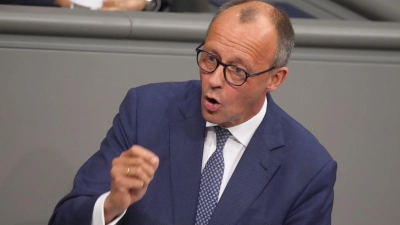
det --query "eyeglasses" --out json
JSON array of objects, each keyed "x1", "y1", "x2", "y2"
[{"x1": 195, "y1": 42, "x2": 275, "y2": 86}]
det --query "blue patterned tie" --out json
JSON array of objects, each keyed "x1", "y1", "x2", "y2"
[{"x1": 195, "y1": 126, "x2": 231, "y2": 225}]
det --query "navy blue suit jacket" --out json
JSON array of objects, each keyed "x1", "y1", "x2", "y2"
[{"x1": 49, "y1": 80, "x2": 337, "y2": 225}]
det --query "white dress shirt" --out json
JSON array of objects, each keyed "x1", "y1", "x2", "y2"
[{"x1": 92, "y1": 97, "x2": 268, "y2": 225}]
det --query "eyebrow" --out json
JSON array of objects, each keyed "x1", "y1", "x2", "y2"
[{"x1": 203, "y1": 47, "x2": 252, "y2": 70}]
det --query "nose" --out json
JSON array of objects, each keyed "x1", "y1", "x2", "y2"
[{"x1": 207, "y1": 64, "x2": 225, "y2": 88}]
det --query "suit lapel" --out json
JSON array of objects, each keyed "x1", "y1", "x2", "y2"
[
  {"x1": 209, "y1": 93, "x2": 285, "y2": 225},
  {"x1": 170, "y1": 89, "x2": 205, "y2": 225},
  {"x1": 169, "y1": 90, "x2": 285, "y2": 225}
]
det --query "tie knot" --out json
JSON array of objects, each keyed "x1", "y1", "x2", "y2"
[{"x1": 214, "y1": 126, "x2": 231, "y2": 150}]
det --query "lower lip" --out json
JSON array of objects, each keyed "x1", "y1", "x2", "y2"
[{"x1": 204, "y1": 98, "x2": 220, "y2": 112}]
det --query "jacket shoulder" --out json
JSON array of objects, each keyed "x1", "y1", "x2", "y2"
[
  {"x1": 130, "y1": 80, "x2": 201, "y2": 100},
  {"x1": 268, "y1": 98, "x2": 334, "y2": 172}
]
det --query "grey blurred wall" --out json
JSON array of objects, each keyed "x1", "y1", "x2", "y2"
[{"x1": 1, "y1": 6, "x2": 400, "y2": 225}]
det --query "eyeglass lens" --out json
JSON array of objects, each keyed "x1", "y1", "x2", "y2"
[{"x1": 197, "y1": 51, "x2": 247, "y2": 86}]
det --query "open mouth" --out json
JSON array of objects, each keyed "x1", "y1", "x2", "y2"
[
  {"x1": 207, "y1": 97, "x2": 219, "y2": 104},
  {"x1": 204, "y1": 96, "x2": 221, "y2": 112}
]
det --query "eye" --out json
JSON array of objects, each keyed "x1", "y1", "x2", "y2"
[
  {"x1": 233, "y1": 66, "x2": 246, "y2": 76},
  {"x1": 206, "y1": 54, "x2": 217, "y2": 63}
]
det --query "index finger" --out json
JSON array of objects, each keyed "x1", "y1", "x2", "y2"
[{"x1": 126, "y1": 145, "x2": 159, "y2": 166}]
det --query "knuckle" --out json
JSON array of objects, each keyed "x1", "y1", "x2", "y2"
[
  {"x1": 120, "y1": 150, "x2": 126, "y2": 157},
  {"x1": 142, "y1": 178, "x2": 149, "y2": 187},
  {"x1": 129, "y1": 145, "x2": 138, "y2": 152},
  {"x1": 110, "y1": 166, "x2": 120, "y2": 177},
  {"x1": 116, "y1": 186, "x2": 125, "y2": 193},
  {"x1": 112, "y1": 158, "x2": 119, "y2": 166},
  {"x1": 129, "y1": 179, "x2": 141, "y2": 189},
  {"x1": 110, "y1": 167, "x2": 116, "y2": 177},
  {"x1": 137, "y1": 180, "x2": 145, "y2": 188}
]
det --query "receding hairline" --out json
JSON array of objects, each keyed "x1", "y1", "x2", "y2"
[
  {"x1": 238, "y1": 6, "x2": 258, "y2": 23},
  {"x1": 206, "y1": 0, "x2": 295, "y2": 67},
  {"x1": 210, "y1": 1, "x2": 278, "y2": 27}
]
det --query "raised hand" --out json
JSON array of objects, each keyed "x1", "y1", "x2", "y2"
[{"x1": 104, "y1": 145, "x2": 159, "y2": 223}]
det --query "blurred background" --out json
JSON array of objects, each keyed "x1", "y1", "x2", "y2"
[
  {"x1": 1, "y1": 0, "x2": 400, "y2": 224},
  {"x1": 1, "y1": 0, "x2": 400, "y2": 20}
]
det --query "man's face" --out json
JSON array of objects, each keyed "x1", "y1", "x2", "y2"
[{"x1": 200, "y1": 5, "x2": 279, "y2": 128}]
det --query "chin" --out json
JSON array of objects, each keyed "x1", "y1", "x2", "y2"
[{"x1": 201, "y1": 109, "x2": 219, "y2": 124}]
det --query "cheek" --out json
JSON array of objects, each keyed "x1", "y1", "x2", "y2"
[
  {"x1": 234, "y1": 86, "x2": 260, "y2": 109},
  {"x1": 200, "y1": 75, "x2": 208, "y2": 90},
  {"x1": 224, "y1": 90, "x2": 246, "y2": 110}
]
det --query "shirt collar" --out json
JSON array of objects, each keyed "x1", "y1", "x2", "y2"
[{"x1": 206, "y1": 96, "x2": 267, "y2": 147}]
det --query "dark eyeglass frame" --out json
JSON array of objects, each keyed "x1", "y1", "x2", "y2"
[{"x1": 195, "y1": 42, "x2": 276, "y2": 86}]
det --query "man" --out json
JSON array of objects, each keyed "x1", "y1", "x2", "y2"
[
  {"x1": 49, "y1": 0, "x2": 337, "y2": 224},
  {"x1": 0, "y1": 0, "x2": 171, "y2": 12}
]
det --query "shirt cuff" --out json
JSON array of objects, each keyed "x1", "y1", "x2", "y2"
[{"x1": 92, "y1": 191, "x2": 127, "y2": 225}]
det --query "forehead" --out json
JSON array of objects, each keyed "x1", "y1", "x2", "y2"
[{"x1": 205, "y1": 4, "x2": 277, "y2": 67}]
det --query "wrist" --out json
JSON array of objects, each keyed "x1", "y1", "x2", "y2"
[{"x1": 104, "y1": 196, "x2": 123, "y2": 224}]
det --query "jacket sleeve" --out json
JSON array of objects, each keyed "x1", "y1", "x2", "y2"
[
  {"x1": 284, "y1": 159, "x2": 337, "y2": 225},
  {"x1": 48, "y1": 88, "x2": 138, "y2": 225}
]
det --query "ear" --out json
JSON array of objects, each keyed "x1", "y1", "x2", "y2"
[{"x1": 266, "y1": 66, "x2": 288, "y2": 92}]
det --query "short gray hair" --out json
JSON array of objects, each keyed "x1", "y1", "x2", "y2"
[{"x1": 207, "y1": 0, "x2": 295, "y2": 67}]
